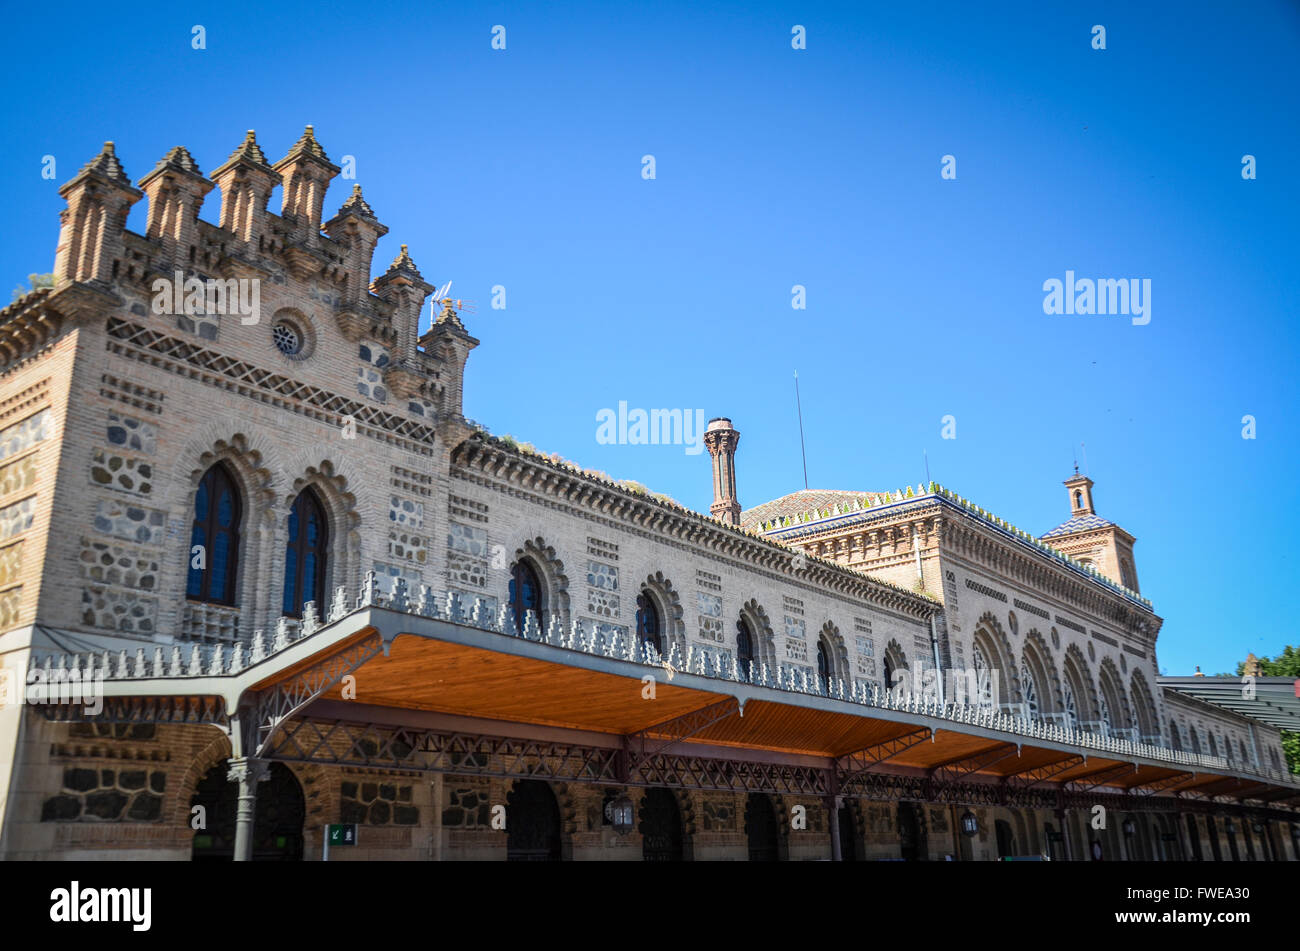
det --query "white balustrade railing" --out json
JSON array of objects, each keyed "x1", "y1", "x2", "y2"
[{"x1": 27, "y1": 571, "x2": 1299, "y2": 789}]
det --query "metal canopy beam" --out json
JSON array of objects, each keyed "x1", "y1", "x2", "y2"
[
  {"x1": 626, "y1": 697, "x2": 741, "y2": 763},
  {"x1": 1006, "y1": 754, "x2": 1088, "y2": 789},
  {"x1": 930, "y1": 742, "x2": 1020, "y2": 783},
  {"x1": 1067, "y1": 762, "x2": 1137, "y2": 793},
  {"x1": 257, "y1": 715, "x2": 1300, "y2": 820},
  {"x1": 1131, "y1": 772, "x2": 1197, "y2": 796},
  {"x1": 251, "y1": 632, "x2": 384, "y2": 757},
  {"x1": 835, "y1": 727, "x2": 934, "y2": 787}
]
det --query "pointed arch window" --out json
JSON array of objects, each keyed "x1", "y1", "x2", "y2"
[
  {"x1": 817, "y1": 638, "x2": 832, "y2": 692},
  {"x1": 283, "y1": 488, "x2": 328, "y2": 618},
  {"x1": 635, "y1": 593, "x2": 662, "y2": 654},
  {"x1": 187, "y1": 463, "x2": 241, "y2": 605},
  {"x1": 1099, "y1": 696, "x2": 1113, "y2": 737},
  {"x1": 972, "y1": 644, "x2": 995, "y2": 709},
  {"x1": 1020, "y1": 658, "x2": 1039, "y2": 720},
  {"x1": 509, "y1": 560, "x2": 544, "y2": 634},
  {"x1": 736, "y1": 618, "x2": 754, "y2": 672},
  {"x1": 1063, "y1": 682, "x2": 1079, "y2": 730}
]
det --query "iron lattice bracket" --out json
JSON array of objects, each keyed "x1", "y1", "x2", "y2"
[
  {"x1": 256, "y1": 715, "x2": 1300, "y2": 818},
  {"x1": 267, "y1": 717, "x2": 622, "y2": 783},
  {"x1": 1006, "y1": 754, "x2": 1088, "y2": 790},
  {"x1": 37, "y1": 694, "x2": 229, "y2": 729},
  {"x1": 928, "y1": 778, "x2": 1005, "y2": 806},
  {"x1": 632, "y1": 753, "x2": 829, "y2": 795},
  {"x1": 1066, "y1": 762, "x2": 1137, "y2": 794},
  {"x1": 929, "y1": 742, "x2": 1019, "y2": 785},
  {"x1": 251, "y1": 633, "x2": 384, "y2": 757},
  {"x1": 839, "y1": 770, "x2": 930, "y2": 803},
  {"x1": 626, "y1": 698, "x2": 742, "y2": 765},
  {"x1": 835, "y1": 727, "x2": 934, "y2": 790},
  {"x1": 1131, "y1": 771, "x2": 1197, "y2": 796}
]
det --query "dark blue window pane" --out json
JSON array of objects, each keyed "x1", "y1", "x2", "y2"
[
  {"x1": 303, "y1": 554, "x2": 318, "y2": 605},
  {"x1": 217, "y1": 489, "x2": 233, "y2": 528},
  {"x1": 210, "y1": 532, "x2": 231, "y2": 601},
  {"x1": 186, "y1": 525, "x2": 206, "y2": 597},
  {"x1": 283, "y1": 549, "x2": 298, "y2": 615},
  {"x1": 283, "y1": 489, "x2": 328, "y2": 618}
]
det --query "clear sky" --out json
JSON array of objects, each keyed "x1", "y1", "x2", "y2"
[{"x1": 2, "y1": 1, "x2": 1296, "y2": 677}]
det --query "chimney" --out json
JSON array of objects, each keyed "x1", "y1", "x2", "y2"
[{"x1": 704, "y1": 417, "x2": 741, "y2": 525}]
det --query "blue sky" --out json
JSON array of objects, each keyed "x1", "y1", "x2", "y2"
[{"x1": 2, "y1": 1, "x2": 1296, "y2": 676}]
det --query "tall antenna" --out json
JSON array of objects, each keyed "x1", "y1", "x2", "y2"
[
  {"x1": 794, "y1": 371, "x2": 809, "y2": 490},
  {"x1": 923, "y1": 449, "x2": 930, "y2": 486}
]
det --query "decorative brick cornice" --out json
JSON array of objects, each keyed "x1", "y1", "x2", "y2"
[
  {"x1": 764, "y1": 489, "x2": 1159, "y2": 641},
  {"x1": 450, "y1": 435, "x2": 940, "y2": 621}
]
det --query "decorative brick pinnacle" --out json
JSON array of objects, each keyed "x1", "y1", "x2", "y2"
[
  {"x1": 436, "y1": 297, "x2": 466, "y2": 330},
  {"x1": 140, "y1": 145, "x2": 203, "y2": 184},
  {"x1": 79, "y1": 141, "x2": 131, "y2": 186},
  {"x1": 337, "y1": 183, "x2": 376, "y2": 219},
  {"x1": 224, "y1": 129, "x2": 271, "y2": 169},
  {"x1": 386, "y1": 243, "x2": 423, "y2": 279},
  {"x1": 284, "y1": 123, "x2": 330, "y2": 164}
]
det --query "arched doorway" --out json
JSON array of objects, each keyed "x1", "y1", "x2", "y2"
[
  {"x1": 837, "y1": 803, "x2": 857, "y2": 861},
  {"x1": 640, "y1": 788, "x2": 684, "y2": 862},
  {"x1": 898, "y1": 802, "x2": 925, "y2": 860},
  {"x1": 744, "y1": 793, "x2": 779, "y2": 861},
  {"x1": 995, "y1": 819, "x2": 1015, "y2": 859},
  {"x1": 191, "y1": 762, "x2": 305, "y2": 861},
  {"x1": 506, "y1": 780, "x2": 561, "y2": 861}
]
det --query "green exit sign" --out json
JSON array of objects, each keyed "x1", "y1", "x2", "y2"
[{"x1": 328, "y1": 824, "x2": 357, "y2": 846}]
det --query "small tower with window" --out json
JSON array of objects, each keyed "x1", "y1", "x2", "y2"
[{"x1": 1039, "y1": 466, "x2": 1140, "y2": 593}]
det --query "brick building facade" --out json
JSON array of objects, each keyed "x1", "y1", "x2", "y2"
[{"x1": 0, "y1": 129, "x2": 1294, "y2": 861}]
